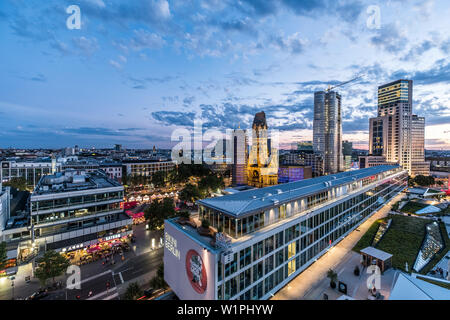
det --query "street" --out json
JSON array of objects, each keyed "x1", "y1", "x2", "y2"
[{"x1": 0, "y1": 224, "x2": 164, "y2": 300}]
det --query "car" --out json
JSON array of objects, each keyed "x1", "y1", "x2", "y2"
[
  {"x1": 27, "y1": 290, "x2": 48, "y2": 300},
  {"x1": 144, "y1": 288, "x2": 154, "y2": 297}
]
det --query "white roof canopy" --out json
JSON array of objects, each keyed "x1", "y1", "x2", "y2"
[{"x1": 360, "y1": 246, "x2": 393, "y2": 261}]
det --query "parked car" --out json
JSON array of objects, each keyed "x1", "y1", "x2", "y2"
[
  {"x1": 144, "y1": 288, "x2": 154, "y2": 297},
  {"x1": 27, "y1": 290, "x2": 48, "y2": 300}
]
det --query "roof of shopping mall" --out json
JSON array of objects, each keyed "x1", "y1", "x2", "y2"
[
  {"x1": 198, "y1": 165, "x2": 402, "y2": 217},
  {"x1": 32, "y1": 169, "x2": 122, "y2": 196}
]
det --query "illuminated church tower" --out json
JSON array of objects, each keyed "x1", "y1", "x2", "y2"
[{"x1": 247, "y1": 111, "x2": 278, "y2": 188}]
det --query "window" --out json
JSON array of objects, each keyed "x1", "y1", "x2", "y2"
[
  {"x1": 265, "y1": 236, "x2": 274, "y2": 253},
  {"x1": 253, "y1": 241, "x2": 264, "y2": 261},
  {"x1": 279, "y1": 204, "x2": 286, "y2": 219},
  {"x1": 288, "y1": 242, "x2": 296, "y2": 259},
  {"x1": 288, "y1": 259, "x2": 296, "y2": 276}
]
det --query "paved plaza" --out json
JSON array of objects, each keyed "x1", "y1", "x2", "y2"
[{"x1": 272, "y1": 192, "x2": 405, "y2": 300}]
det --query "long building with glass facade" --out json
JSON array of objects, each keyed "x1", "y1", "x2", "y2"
[{"x1": 163, "y1": 165, "x2": 407, "y2": 300}]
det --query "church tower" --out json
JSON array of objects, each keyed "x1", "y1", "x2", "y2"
[{"x1": 247, "y1": 111, "x2": 278, "y2": 188}]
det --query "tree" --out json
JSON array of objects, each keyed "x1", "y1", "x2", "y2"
[
  {"x1": 413, "y1": 175, "x2": 435, "y2": 187},
  {"x1": 3, "y1": 177, "x2": 27, "y2": 191},
  {"x1": 123, "y1": 282, "x2": 143, "y2": 300},
  {"x1": 198, "y1": 175, "x2": 225, "y2": 197},
  {"x1": 149, "y1": 263, "x2": 168, "y2": 290},
  {"x1": 201, "y1": 219, "x2": 210, "y2": 229},
  {"x1": 327, "y1": 269, "x2": 338, "y2": 289},
  {"x1": 34, "y1": 250, "x2": 70, "y2": 286},
  {"x1": 151, "y1": 171, "x2": 166, "y2": 188},
  {"x1": 144, "y1": 198, "x2": 175, "y2": 230},
  {"x1": 0, "y1": 242, "x2": 7, "y2": 270},
  {"x1": 179, "y1": 183, "x2": 201, "y2": 203}
]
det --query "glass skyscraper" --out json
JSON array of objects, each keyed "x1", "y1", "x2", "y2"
[{"x1": 313, "y1": 91, "x2": 343, "y2": 174}]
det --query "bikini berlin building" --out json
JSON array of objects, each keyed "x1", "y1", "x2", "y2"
[{"x1": 164, "y1": 165, "x2": 407, "y2": 300}]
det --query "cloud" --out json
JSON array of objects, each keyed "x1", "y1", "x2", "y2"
[
  {"x1": 370, "y1": 23, "x2": 408, "y2": 53},
  {"x1": 72, "y1": 36, "x2": 99, "y2": 56},
  {"x1": 267, "y1": 32, "x2": 308, "y2": 54},
  {"x1": 129, "y1": 29, "x2": 166, "y2": 51},
  {"x1": 61, "y1": 127, "x2": 134, "y2": 136}
]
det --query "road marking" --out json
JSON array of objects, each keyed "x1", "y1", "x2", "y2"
[
  {"x1": 118, "y1": 272, "x2": 124, "y2": 284},
  {"x1": 103, "y1": 292, "x2": 119, "y2": 300},
  {"x1": 86, "y1": 287, "x2": 117, "y2": 300},
  {"x1": 70, "y1": 270, "x2": 112, "y2": 289}
]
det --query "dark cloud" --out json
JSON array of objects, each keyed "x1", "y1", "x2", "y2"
[
  {"x1": 391, "y1": 59, "x2": 450, "y2": 85},
  {"x1": 151, "y1": 102, "x2": 313, "y2": 132},
  {"x1": 401, "y1": 40, "x2": 434, "y2": 61}
]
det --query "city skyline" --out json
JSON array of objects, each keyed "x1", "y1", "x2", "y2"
[{"x1": 0, "y1": 0, "x2": 449, "y2": 150}]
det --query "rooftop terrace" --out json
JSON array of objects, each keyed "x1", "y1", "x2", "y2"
[{"x1": 32, "y1": 169, "x2": 122, "y2": 196}]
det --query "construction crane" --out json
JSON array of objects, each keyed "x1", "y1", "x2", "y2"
[{"x1": 326, "y1": 74, "x2": 364, "y2": 92}]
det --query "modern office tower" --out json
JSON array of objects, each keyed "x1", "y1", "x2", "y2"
[
  {"x1": 29, "y1": 170, "x2": 132, "y2": 253},
  {"x1": 368, "y1": 79, "x2": 429, "y2": 176},
  {"x1": 163, "y1": 165, "x2": 407, "y2": 300},
  {"x1": 342, "y1": 141, "x2": 353, "y2": 157},
  {"x1": 313, "y1": 91, "x2": 343, "y2": 174},
  {"x1": 247, "y1": 112, "x2": 278, "y2": 188},
  {"x1": 342, "y1": 141, "x2": 353, "y2": 171},
  {"x1": 231, "y1": 128, "x2": 248, "y2": 186},
  {"x1": 411, "y1": 115, "x2": 430, "y2": 176},
  {"x1": 377, "y1": 79, "x2": 413, "y2": 173},
  {"x1": 369, "y1": 117, "x2": 389, "y2": 156}
]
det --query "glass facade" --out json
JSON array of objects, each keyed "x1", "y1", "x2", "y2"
[
  {"x1": 199, "y1": 167, "x2": 403, "y2": 240},
  {"x1": 215, "y1": 170, "x2": 407, "y2": 300}
]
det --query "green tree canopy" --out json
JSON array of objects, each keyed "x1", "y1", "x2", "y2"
[
  {"x1": 3, "y1": 177, "x2": 27, "y2": 191},
  {"x1": 144, "y1": 198, "x2": 175, "y2": 230},
  {"x1": 149, "y1": 263, "x2": 168, "y2": 290},
  {"x1": 198, "y1": 174, "x2": 225, "y2": 197},
  {"x1": 123, "y1": 282, "x2": 143, "y2": 300},
  {"x1": 34, "y1": 250, "x2": 70, "y2": 286},
  {"x1": 413, "y1": 175, "x2": 435, "y2": 187},
  {"x1": 179, "y1": 183, "x2": 202, "y2": 203},
  {"x1": 151, "y1": 171, "x2": 167, "y2": 188}
]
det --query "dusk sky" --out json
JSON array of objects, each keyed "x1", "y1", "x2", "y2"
[{"x1": 0, "y1": 0, "x2": 449, "y2": 150}]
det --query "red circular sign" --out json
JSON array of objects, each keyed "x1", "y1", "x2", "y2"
[{"x1": 185, "y1": 249, "x2": 207, "y2": 294}]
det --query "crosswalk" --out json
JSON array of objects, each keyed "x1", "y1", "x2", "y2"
[{"x1": 87, "y1": 287, "x2": 119, "y2": 300}]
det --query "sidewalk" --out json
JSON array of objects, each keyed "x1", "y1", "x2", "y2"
[{"x1": 272, "y1": 192, "x2": 404, "y2": 300}]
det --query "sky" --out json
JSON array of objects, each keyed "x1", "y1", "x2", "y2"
[{"x1": 0, "y1": 0, "x2": 449, "y2": 150}]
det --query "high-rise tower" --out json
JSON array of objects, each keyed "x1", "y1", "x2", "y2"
[
  {"x1": 368, "y1": 79, "x2": 429, "y2": 176},
  {"x1": 313, "y1": 91, "x2": 343, "y2": 174},
  {"x1": 231, "y1": 127, "x2": 248, "y2": 186}
]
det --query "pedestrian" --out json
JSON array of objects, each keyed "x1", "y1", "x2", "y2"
[{"x1": 88, "y1": 291, "x2": 93, "y2": 297}]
